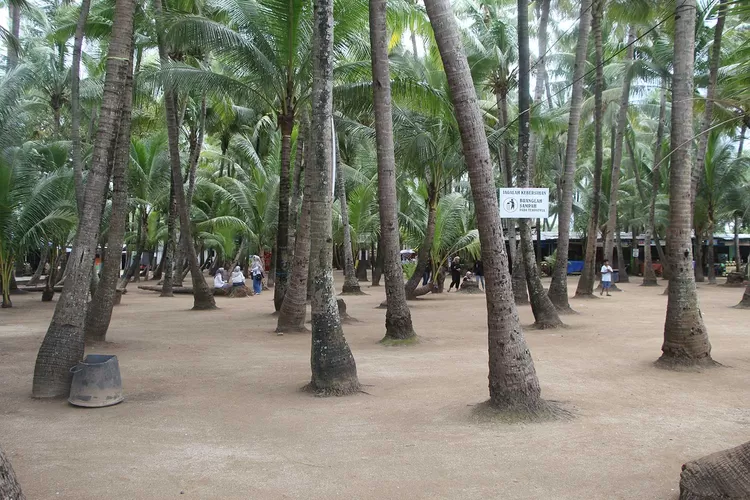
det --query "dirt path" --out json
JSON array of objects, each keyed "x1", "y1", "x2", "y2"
[{"x1": 1, "y1": 275, "x2": 748, "y2": 499}]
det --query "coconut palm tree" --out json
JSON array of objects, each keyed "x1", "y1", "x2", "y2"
[
  {"x1": 657, "y1": 0, "x2": 714, "y2": 369},
  {"x1": 547, "y1": 0, "x2": 593, "y2": 312},
  {"x1": 0, "y1": 443, "x2": 24, "y2": 499},
  {"x1": 424, "y1": 0, "x2": 548, "y2": 414},
  {"x1": 32, "y1": 0, "x2": 137, "y2": 398},
  {"x1": 370, "y1": 0, "x2": 416, "y2": 342},
  {"x1": 307, "y1": 0, "x2": 360, "y2": 395}
]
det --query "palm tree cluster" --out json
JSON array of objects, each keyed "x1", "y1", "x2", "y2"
[{"x1": 1, "y1": 0, "x2": 750, "y2": 457}]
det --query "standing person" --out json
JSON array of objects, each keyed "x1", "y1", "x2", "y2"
[
  {"x1": 231, "y1": 266, "x2": 246, "y2": 288},
  {"x1": 448, "y1": 256, "x2": 461, "y2": 292},
  {"x1": 474, "y1": 259, "x2": 484, "y2": 290},
  {"x1": 600, "y1": 259, "x2": 614, "y2": 296},
  {"x1": 422, "y1": 257, "x2": 432, "y2": 286},
  {"x1": 250, "y1": 255, "x2": 264, "y2": 295}
]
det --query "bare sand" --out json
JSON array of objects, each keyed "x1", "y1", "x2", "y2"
[{"x1": 1, "y1": 275, "x2": 748, "y2": 499}]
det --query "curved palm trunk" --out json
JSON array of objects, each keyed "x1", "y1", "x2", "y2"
[
  {"x1": 695, "y1": 236, "x2": 705, "y2": 282},
  {"x1": 615, "y1": 227, "x2": 628, "y2": 282},
  {"x1": 548, "y1": 0, "x2": 593, "y2": 312},
  {"x1": 527, "y1": 0, "x2": 550, "y2": 178},
  {"x1": 160, "y1": 183, "x2": 177, "y2": 296},
  {"x1": 679, "y1": 440, "x2": 750, "y2": 499},
  {"x1": 707, "y1": 226, "x2": 716, "y2": 284},
  {"x1": 371, "y1": 0, "x2": 416, "y2": 341},
  {"x1": 658, "y1": 0, "x2": 713, "y2": 369},
  {"x1": 277, "y1": 165, "x2": 312, "y2": 333},
  {"x1": 425, "y1": 0, "x2": 546, "y2": 412},
  {"x1": 154, "y1": 0, "x2": 215, "y2": 311},
  {"x1": 404, "y1": 186, "x2": 437, "y2": 299},
  {"x1": 288, "y1": 124, "x2": 306, "y2": 257},
  {"x1": 735, "y1": 215, "x2": 741, "y2": 273},
  {"x1": 273, "y1": 114, "x2": 294, "y2": 311},
  {"x1": 84, "y1": 50, "x2": 134, "y2": 342},
  {"x1": 602, "y1": 27, "x2": 635, "y2": 267},
  {"x1": 336, "y1": 142, "x2": 362, "y2": 295},
  {"x1": 307, "y1": 0, "x2": 359, "y2": 394},
  {"x1": 71, "y1": 0, "x2": 92, "y2": 214},
  {"x1": 26, "y1": 247, "x2": 48, "y2": 287},
  {"x1": 0, "y1": 444, "x2": 25, "y2": 500},
  {"x1": 32, "y1": 0, "x2": 136, "y2": 398},
  {"x1": 575, "y1": 0, "x2": 605, "y2": 298},
  {"x1": 516, "y1": 0, "x2": 562, "y2": 328}
]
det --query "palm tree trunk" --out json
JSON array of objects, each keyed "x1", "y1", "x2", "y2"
[
  {"x1": 602, "y1": 26, "x2": 635, "y2": 266},
  {"x1": 84, "y1": 49, "x2": 134, "y2": 342},
  {"x1": 679, "y1": 440, "x2": 750, "y2": 499},
  {"x1": 425, "y1": 0, "x2": 547, "y2": 413},
  {"x1": 707, "y1": 226, "x2": 716, "y2": 284},
  {"x1": 154, "y1": 0, "x2": 215, "y2": 311},
  {"x1": 645, "y1": 81, "x2": 669, "y2": 285},
  {"x1": 691, "y1": 0, "x2": 728, "y2": 214},
  {"x1": 575, "y1": 0, "x2": 605, "y2": 298},
  {"x1": 404, "y1": 187, "x2": 437, "y2": 300},
  {"x1": 0, "y1": 444, "x2": 25, "y2": 500},
  {"x1": 6, "y1": 4, "x2": 20, "y2": 70},
  {"x1": 370, "y1": 0, "x2": 416, "y2": 341},
  {"x1": 736, "y1": 284, "x2": 750, "y2": 309},
  {"x1": 32, "y1": 0, "x2": 136, "y2": 399},
  {"x1": 277, "y1": 152, "x2": 312, "y2": 333},
  {"x1": 71, "y1": 0, "x2": 92, "y2": 215},
  {"x1": 307, "y1": 0, "x2": 359, "y2": 394},
  {"x1": 527, "y1": 0, "x2": 550, "y2": 179},
  {"x1": 336, "y1": 141, "x2": 362, "y2": 295},
  {"x1": 547, "y1": 0, "x2": 593, "y2": 312},
  {"x1": 496, "y1": 91, "x2": 528, "y2": 305},
  {"x1": 371, "y1": 239, "x2": 383, "y2": 286},
  {"x1": 85, "y1": 47, "x2": 134, "y2": 342},
  {"x1": 27, "y1": 247, "x2": 48, "y2": 287},
  {"x1": 738, "y1": 123, "x2": 746, "y2": 157},
  {"x1": 288, "y1": 120, "x2": 306, "y2": 257},
  {"x1": 517, "y1": 0, "x2": 562, "y2": 328},
  {"x1": 273, "y1": 112, "x2": 294, "y2": 311},
  {"x1": 735, "y1": 215, "x2": 741, "y2": 273},
  {"x1": 658, "y1": 0, "x2": 713, "y2": 369},
  {"x1": 695, "y1": 234, "x2": 705, "y2": 282},
  {"x1": 615, "y1": 225, "x2": 628, "y2": 282}
]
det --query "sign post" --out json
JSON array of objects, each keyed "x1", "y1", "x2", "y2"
[{"x1": 499, "y1": 188, "x2": 549, "y2": 219}]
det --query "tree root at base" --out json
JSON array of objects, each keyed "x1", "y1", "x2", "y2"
[
  {"x1": 301, "y1": 381, "x2": 362, "y2": 397},
  {"x1": 654, "y1": 356, "x2": 721, "y2": 372},
  {"x1": 379, "y1": 335, "x2": 420, "y2": 346},
  {"x1": 471, "y1": 399, "x2": 573, "y2": 424}
]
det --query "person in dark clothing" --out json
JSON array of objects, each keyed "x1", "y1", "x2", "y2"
[
  {"x1": 448, "y1": 256, "x2": 461, "y2": 292},
  {"x1": 473, "y1": 260, "x2": 484, "y2": 290},
  {"x1": 422, "y1": 257, "x2": 432, "y2": 286}
]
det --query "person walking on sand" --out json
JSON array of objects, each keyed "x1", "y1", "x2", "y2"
[
  {"x1": 473, "y1": 259, "x2": 484, "y2": 290},
  {"x1": 448, "y1": 256, "x2": 461, "y2": 292},
  {"x1": 250, "y1": 255, "x2": 264, "y2": 295},
  {"x1": 600, "y1": 259, "x2": 614, "y2": 296}
]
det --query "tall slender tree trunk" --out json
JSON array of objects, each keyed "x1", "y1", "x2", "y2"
[
  {"x1": 336, "y1": 141, "x2": 362, "y2": 295},
  {"x1": 548, "y1": 0, "x2": 593, "y2": 311},
  {"x1": 602, "y1": 26, "x2": 635, "y2": 266},
  {"x1": 7, "y1": 4, "x2": 20, "y2": 69},
  {"x1": 277, "y1": 140, "x2": 313, "y2": 333},
  {"x1": 644, "y1": 81, "x2": 669, "y2": 285},
  {"x1": 404, "y1": 186, "x2": 437, "y2": 299},
  {"x1": 735, "y1": 214, "x2": 741, "y2": 273},
  {"x1": 288, "y1": 121, "x2": 306, "y2": 257},
  {"x1": 71, "y1": 0, "x2": 92, "y2": 215},
  {"x1": 273, "y1": 113, "x2": 294, "y2": 311},
  {"x1": 527, "y1": 0, "x2": 550, "y2": 179},
  {"x1": 658, "y1": 0, "x2": 714, "y2": 369},
  {"x1": 691, "y1": 0, "x2": 727, "y2": 214},
  {"x1": 425, "y1": 0, "x2": 548, "y2": 413},
  {"x1": 615, "y1": 225, "x2": 628, "y2": 282},
  {"x1": 738, "y1": 123, "x2": 746, "y2": 157},
  {"x1": 154, "y1": 0, "x2": 215, "y2": 310},
  {"x1": 307, "y1": 0, "x2": 359, "y2": 395},
  {"x1": 32, "y1": 0, "x2": 136, "y2": 399},
  {"x1": 707, "y1": 223, "x2": 716, "y2": 284},
  {"x1": 575, "y1": 0, "x2": 605, "y2": 298},
  {"x1": 0, "y1": 444, "x2": 25, "y2": 500},
  {"x1": 517, "y1": 0, "x2": 562, "y2": 328},
  {"x1": 695, "y1": 235, "x2": 705, "y2": 282},
  {"x1": 27, "y1": 247, "x2": 48, "y2": 287},
  {"x1": 84, "y1": 46, "x2": 134, "y2": 342},
  {"x1": 370, "y1": 0, "x2": 416, "y2": 342},
  {"x1": 497, "y1": 92, "x2": 528, "y2": 305}
]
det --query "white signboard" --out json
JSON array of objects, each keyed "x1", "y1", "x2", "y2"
[
  {"x1": 632, "y1": 248, "x2": 639, "y2": 258},
  {"x1": 499, "y1": 188, "x2": 549, "y2": 219}
]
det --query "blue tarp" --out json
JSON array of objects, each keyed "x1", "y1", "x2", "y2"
[{"x1": 567, "y1": 260, "x2": 584, "y2": 274}]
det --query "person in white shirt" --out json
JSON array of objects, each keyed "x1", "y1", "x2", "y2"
[
  {"x1": 250, "y1": 255, "x2": 264, "y2": 295},
  {"x1": 214, "y1": 267, "x2": 230, "y2": 291},
  {"x1": 231, "y1": 266, "x2": 246, "y2": 288},
  {"x1": 600, "y1": 259, "x2": 614, "y2": 296}
]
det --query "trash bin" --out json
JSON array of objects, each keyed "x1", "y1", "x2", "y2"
[{"x1": 68, "y1": 354, "x2": 124, "y2": 408}]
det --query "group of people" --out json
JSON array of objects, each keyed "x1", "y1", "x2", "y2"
[{"x1": 213, "y1": 255, "x2": 265, "y2": 295}]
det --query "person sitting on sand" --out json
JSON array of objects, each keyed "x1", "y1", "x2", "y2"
[
  {"x1": 231, "y1": 266, "x2": 246, "y2": 288},
  {"x1": 214, "y1": 268, "x2": 231, "y2": 291}
]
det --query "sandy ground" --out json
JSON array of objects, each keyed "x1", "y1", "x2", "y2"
[{"x1": 1, "y1": 274, "x2": 749, "y2": 500}]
